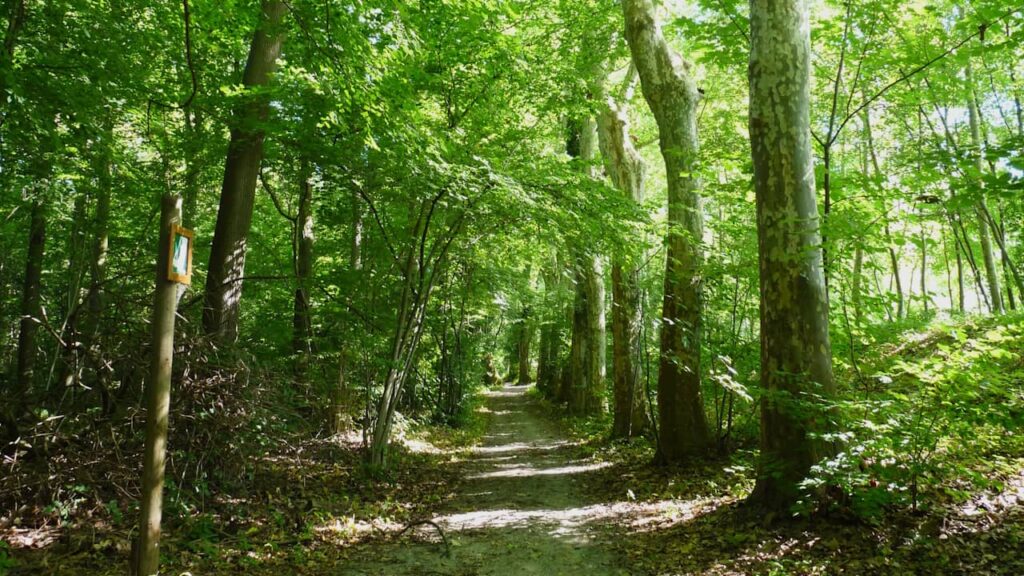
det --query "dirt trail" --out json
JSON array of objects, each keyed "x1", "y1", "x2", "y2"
[{"x1": 343, "y1": 384, "x2": 629, "y2": 575}]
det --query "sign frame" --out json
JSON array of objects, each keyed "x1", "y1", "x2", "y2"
[{"x1": 167, "y1": 224, "x2": 195, "y2": 285}]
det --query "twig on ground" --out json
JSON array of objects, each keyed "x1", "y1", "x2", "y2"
[{"x1": 397, "y1": 519, "x2": 451, "y2": 557}]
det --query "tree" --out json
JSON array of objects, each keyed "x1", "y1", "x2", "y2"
[
  {"x1": 203, "y1": 0, "x2": 287, "y2": 343},
  {"x1": 966, "y1": 62, "x2": 1004, "y2": 314},
  {"x1": 622, "y1": 0, "x2": 711, "y2": 461},
  {"x1": 566, "y1": 118, "x2": 607, "y2": 416},
  {"x1": 596, "y1": 66, "x2": 648, "y2": 438},
  {"x1": 747, "y1": 0, "x2": 835, "y2": 512}
]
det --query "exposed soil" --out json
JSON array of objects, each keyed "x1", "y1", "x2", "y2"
[{"x1": 343, "y1": 384, "x2": 630, "y2": 575}]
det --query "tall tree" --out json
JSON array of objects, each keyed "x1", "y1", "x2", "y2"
[
  {"x1": 516, "y1": 307, "x2": 531, "y2": 386},
  {"x1": 292, "y1": 163, "x2": 315, "y2": 379},
  {"x1": 966, "y1": 63, "x2": 1003, "y2": 314},
  {"x1": 596, "y1": 67, "x2": 648, "y2": 438},
  {"x1": 622, "y1": 0, "x2": 711, "y2": 461},
  {"x1": 567, "y1": 118, "x2": 607, "y2": 415},
  {"x1": 202, "y1": 0, "x2": 287, "y2": 342},
  {"x1": 748, "y1": 0, "x2": 835, "y2": 512}
]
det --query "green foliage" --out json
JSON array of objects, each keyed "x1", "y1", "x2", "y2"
[
  {"x1": 0, "y1": 541, "x2": 15, "y2": 575},
  {"x1": 806, "y1": 315, "x2": 1024, "y2": 518}
]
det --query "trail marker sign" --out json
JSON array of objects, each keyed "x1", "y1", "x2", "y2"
[{"x1": 167, "y1": 224, "x2": 194, "y2": 285}]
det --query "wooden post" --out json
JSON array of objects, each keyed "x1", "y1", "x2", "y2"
[{"x1": 135, "y1": 194, "x2": 183, "y2": 576}]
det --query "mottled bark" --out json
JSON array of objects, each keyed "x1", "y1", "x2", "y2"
[
  {"x1": 622, "y1": 0, "x2": 710, "y2": 460},
  {"x1": 203, "y1": 0, "x2": 286, "y2": 342},
  {"x1": 564, "y1": 117, "x2": 606, "y2": 415},
  {"x1": 596, "y1": 71, "x2": 648, "y2": 438},
  {"x1": 748, "y1": 0, "x2": 835, "y2": 512},
  {"x1": 568, "y1": 254, "x2": 605, "y2": 414}
]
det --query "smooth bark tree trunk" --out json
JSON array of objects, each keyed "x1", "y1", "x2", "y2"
[
  {"x1": 967, "y1": 64, "x2": 1003, "y2": 314},
  {"x1": 293, "y1": 163, "x2": 314, "y2": 380},
  {"x1": 368, "y1": 194, "x2": 464, "y2": 469},
  {"x1": 851, "y1": 245, "x2": 863, "y2": 326},
  {"x1": 951, "y1": 212, "x2": 991, "y2": 311},
  {"x1": 623, "y1": 0, "x2": 711, "y2": 461},
  {"x1": 135, "y1": 195, "x2": 183, "y2": 576},
  {"x1": 920, "y1": 219, "x2": 928, "y2": 313},
  {"x1": 748, "y1": 0, "x2": 835, "y2": 512},
  {"x1": 953, "y1": 222, "x2": 966, "y2": 313},
  {"x1": 884, "y1": 220, "x2": 904, "y2": 319},
  {"x1": 182, "y1": 109, "x2": 203, "y2": 229},
  {"x1": 203, "y1": 0, "x2": 286, "y2": 342}
]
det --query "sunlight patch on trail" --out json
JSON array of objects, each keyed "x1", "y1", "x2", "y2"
[
  {"x1": 470, "y1": 440, "x2": 570, "y2": 455},
  {"x1": 435, "y1": 496, "x2": 717, "y2": 536},
  {"x1": 467, "y1": 461, "x2": 611, "y2": 479}
]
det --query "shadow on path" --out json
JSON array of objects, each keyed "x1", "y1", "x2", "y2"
[{"x1": 340, "y1": 384, "x2": 635, "y2": 575}]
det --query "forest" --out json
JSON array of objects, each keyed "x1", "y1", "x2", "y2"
[{"x1": 0, "y1": 0, "x2": 1023, "y2": 574}]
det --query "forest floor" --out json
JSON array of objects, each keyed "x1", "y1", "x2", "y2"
[
  {"x1": 340, "y1": 383, "x2": 625, "y2": 575},
  {"x1": 5, "y1": 374, "x2": 1024, "y2": 574}
]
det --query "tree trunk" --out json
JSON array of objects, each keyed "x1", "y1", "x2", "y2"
[
  {"x1": 884, "y1": 220, "x2": 904, "y2": 319},
  {"x1": 565, "y1": 118, "x2": 606, "y2": 415},
  {"x1": 536, "y1": 265, "x2": 561, "y2": 396},
  {"x1": 5, "y1": 197, "x2": 45, "y2": 438},
  {"x1": 568, "y1": 254, "x2": 604, "y2": 414},
  {"x1": 202, "y1": 0, "x2": 286, "y2": 342},
  {"x1": 747, "y1": 0, "x2": 835, "y2": 512},
  {"x1": 851, "y1": 245, "x2": 863, "y2": 326},
  {"x1": 953, "y1": 222, "x2": 966, "y2": 313},
  {"x1": 331, "y1": 190, "x2": 362, "y2": 434},
  {"x1": 84, "y1": 128, "x2": 113, "y2": 412},
  {"x1": 57, "y1": 192, "x2": 89, "y2": 393},
  {"x1": 516, "y1": 306, "x2": 531, "y2": 386},
  {"x1": 0, "y1": 0, "x2": 26, "y2": 114},
  {"x1": 596, "y1": 69, "x2": 647, "y2": 438},
  {"x1": 623, "y1": 0, "x2": 710, "y2": 460},
  {"x1": 293, "y1": 163, "x2": 314, "y2": 379},
  {"x1": 920, "y1": 218, "x2": 928, "y2": 313},
  {"x1": 134, "y1": 195, "x2": 183, "y2": 576},
  {"x1": 967, "y1": 64, "x2": 1003, "y2": 314},
  {"x1": 182, "y1": 108, "x2": 203, "y2": 228},
  {"x1": 864, "y1": 106, "x2": 904, "y2": 319}
]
